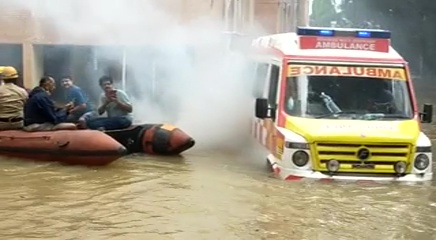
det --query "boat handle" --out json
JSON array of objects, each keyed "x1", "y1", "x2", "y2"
[
  {"x1": 57, "y1": 141, "x2": 70, "y2": 148},
  {"x1": 0, "y1": 136, "x2": 51, "y2": 140}
]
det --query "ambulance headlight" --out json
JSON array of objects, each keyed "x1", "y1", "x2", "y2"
[
  {"x1": 414, "y1": 154, "x2": 430, "y2": 170},
  {"x1": 394, "y1": 161, "x2": 407, "y2": 174},
  {"x1": 327, "y1": 160, "x2": 340, "y2": 172},
  {"x1": 292, "y1": 151, "x2": 309, "y2": 167}
]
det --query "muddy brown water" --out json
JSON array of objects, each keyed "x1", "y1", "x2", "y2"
[
  {"x1": 2, "y1": 93, "x2": 436, "y2": 239},
  {"x1": 0, "y1": 140, "x2": 435, "y2": 240}
]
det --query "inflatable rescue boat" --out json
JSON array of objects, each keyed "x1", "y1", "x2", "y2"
[
  {"x1": 0, "y1": 130, "x2": 127, "y2": 166},
  {"x1": 105, "y1": 124, "x2": 195, "y2": 155}
]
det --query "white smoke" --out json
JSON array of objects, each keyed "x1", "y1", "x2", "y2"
[{"x1": 5, "y1": 0, "x2": 267, "y2": 151}]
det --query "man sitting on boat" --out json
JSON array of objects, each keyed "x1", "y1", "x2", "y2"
[
  {"x1": 61, "y1": 76, "x2": 93, "y2": 122},
  {"x1": 78, "y1": 76, "x2": 133, "y2": 131},
  {"x1": 0, "y1": 66, "x2": 28, "y2": 130},
  {"x1": 23, "y1": 76, "x2": 76, "y2": 131}
]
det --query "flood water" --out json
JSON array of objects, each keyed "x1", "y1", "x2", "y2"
[
  {"x1": 0, "y1": 140, "x2": 436, "y2": 240},
  {"x1": 2, "y1": 95, "x2": 436, "y2": 240}
]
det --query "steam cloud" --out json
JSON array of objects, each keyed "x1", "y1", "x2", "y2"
[{"x1": 5, "y1": 0, "x2": 267, "y2": 151}]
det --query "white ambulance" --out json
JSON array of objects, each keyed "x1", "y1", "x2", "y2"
[{"x1": 250, "y1": 27, "x2": 434, "y2": 182}]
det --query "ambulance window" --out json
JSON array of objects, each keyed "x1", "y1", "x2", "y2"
[
  {"x1": 268, "y1": 65, "x2": 280, "y2": 106},
  {"x1": 285, "y1": 77, "x2": 299, "y2": 115},
  {"x1": 253, "y1": 63, "x2": 268, "y2": 97}
]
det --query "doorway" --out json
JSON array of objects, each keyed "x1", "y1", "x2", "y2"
[
  {"x1": 41, "y1": 45, "x2": 100, "y2": 102},
  {"x1": 41, "y1": 45, "x2": 73, "y2": 101}
]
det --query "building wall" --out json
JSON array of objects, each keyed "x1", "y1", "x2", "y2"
[
  {"x1": 0, "y1": 0, "x2": 309, "y2": 88},
  {"x1": 253, "y1": 0, "x2": 310, "y2": 34},
  {"x1": 0, "y1": 7, "x2": 33, "y2": 44},
  {"x1": 181, "y1": 0, "x2": 224, "y2": 23},
  {"x1": 254, "y1": 0, "x2": 280, "y2": 34},
  {"x1": 0, "y1": 0, "x2": 309, "y2": 44}
]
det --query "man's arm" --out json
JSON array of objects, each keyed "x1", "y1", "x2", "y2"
[
  {"x1": 69, "y1": 89, "x2": 87, "y2": 114},
  {"x1": 36, "y1": 96, "x2": 67, "y2": 124},
  {"x1": 20, "y1": 88, "x2": 28, "y2": 103},
  {"x1": 98, "y1": 95, "x2": 109, "y2": 115},
  {"x1": 114, "y1": 90, "x2": 133, "y2": 113}
]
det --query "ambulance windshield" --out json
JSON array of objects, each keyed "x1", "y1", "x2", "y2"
[{"x1": 284, "y1": 67, "x2": 414, "y2": 120}]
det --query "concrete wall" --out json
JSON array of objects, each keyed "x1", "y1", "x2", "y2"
[
  {"x1": 253, "y1": 0, "x2": 310, "y2": 34},
  {"x1": 0, "y1": 0, "x2": 308, "y2": 88},
  {"x1": 22, "y1": 44, "x2": 43, "y2": 88},
  {"x1": 181, "y1": 0, "x2": 224, "y2": 23},
  {"x1": 254, "y1": 0, "x2": 280, "y2": 34},
  {"x1": 0, "y1": 0, "x2": 309, "y2": 43}
]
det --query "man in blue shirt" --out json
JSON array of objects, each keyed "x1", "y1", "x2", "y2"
[
  {"x1": 79, "y1": 76, "x2": 133, "y2": 130},
  {"x1": 61, "y1": 76, "x2": 93, "y2": 122}
]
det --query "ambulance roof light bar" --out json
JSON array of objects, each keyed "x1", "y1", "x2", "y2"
[{"x1": 297, "y1": 27, "x2": 391, "y2": 39}]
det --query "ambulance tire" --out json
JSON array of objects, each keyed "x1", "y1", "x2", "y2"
[{"x1": 266, "y1": 159, "x2": 274, "y2": 172}]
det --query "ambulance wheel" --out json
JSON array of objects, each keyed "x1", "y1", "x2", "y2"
[{"x1": 266, "y1": 159, "x2": 274, "y2": 172}]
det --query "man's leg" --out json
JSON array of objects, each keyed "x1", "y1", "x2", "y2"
[
  {"x1": 86, "y1": 117, "x2": 132, "y2": 130},
  {"x1": 52, "y1": 123, "x2": 77, "y2": 130},
  {"x1": 85, "y1": 117, "x2": 108, "y2": 130},
  {"x1": 78, "y1": 111, "x2": 101, "y2": 129},
  {"x1": 77, "y1": 111, "x2": 96, "y2": 129},
  {"x1": 23, "y1": 123, "x2": 55, "y2": 132},
  {"x1": 0, "y1": 121, "x2": 23, "y2": 130},
  {"x1": 65, "y1": 114, "x2": 80, "y2": 123},
  {"x1": 106, "y1": 117, "x2": 132, "y2": 130}
]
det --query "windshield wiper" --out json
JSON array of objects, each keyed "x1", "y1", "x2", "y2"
[{"x1": 314, "y1": 111, "x2": 358, "y2": 119}]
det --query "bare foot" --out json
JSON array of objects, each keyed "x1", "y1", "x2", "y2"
[{"x1": 77, "y1": 119, "x2": 87, "y2": 129}]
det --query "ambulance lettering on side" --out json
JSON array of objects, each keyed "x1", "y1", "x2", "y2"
[{"x1": 250, "y1": 27, "x2": 434, "y2": 182}]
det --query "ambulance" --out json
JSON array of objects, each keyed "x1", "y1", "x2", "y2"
[{"x1": 250, "y1": 27, "x2": 434, "y2": 182}]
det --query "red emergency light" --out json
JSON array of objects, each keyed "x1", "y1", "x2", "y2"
[{"x1": 297, "y1": 27, "x2": 391, "y2": 53}]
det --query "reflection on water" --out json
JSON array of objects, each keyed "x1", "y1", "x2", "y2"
[{"x1": 0, "y1": 140, "x2": 436, "y2": 239}]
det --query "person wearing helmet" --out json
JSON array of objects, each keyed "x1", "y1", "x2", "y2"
[
  {"x1": 0, "y1": 66, "x2": 5, "y2": 85},
  {"x1": 0, "y1": 66, "x2": 28, "y2": 130}
]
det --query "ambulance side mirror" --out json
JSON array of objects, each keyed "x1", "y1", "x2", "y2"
[
  {"x1": 255, "y1": 98, "x2": 274, "y2": 119},
  {"x1": 420, "y1": 104, "x2": 433, "y2": 123}
]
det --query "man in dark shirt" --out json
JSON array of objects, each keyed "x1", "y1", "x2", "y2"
[
  {"x1": 23, "y1": 76, "x2": 76, "y2": 131},
  {"x1": 61, "y1": 76, "x2": 93, "y2": 122}
]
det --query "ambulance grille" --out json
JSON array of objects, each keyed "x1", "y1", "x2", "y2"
[{"x1": 313, "y1": 142, "x2": 412, "y2": 174}]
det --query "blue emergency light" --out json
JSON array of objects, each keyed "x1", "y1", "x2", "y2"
[{"x1": 297, "y1": 27, "x2": 391, "y2": 39}]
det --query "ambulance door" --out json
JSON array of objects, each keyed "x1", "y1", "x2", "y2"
[
  {"x1": 252, "y1": 61, "x2": 281, "y2": 148},
  {"x1": 251, "y1": 61, "x2": 269, "y2": 144},
  {"x1": 266, "y1": 63, "x2": 281, "y2": 120},
  {"x1": 252, "y1": 62, "x2": 269, "y2": 98},
  {"x1": 251, "y1": 62, "x2": 280, "y2": 106},
  {"x1": 263, "y1": 63, "x2": 281, "y2": 151}
]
